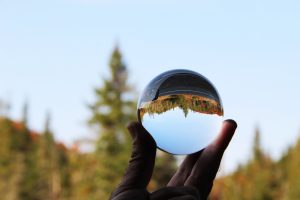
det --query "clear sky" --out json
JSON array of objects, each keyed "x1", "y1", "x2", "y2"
[{"x1": 1, "y1": 0, "x2": 300, "y2": 172}]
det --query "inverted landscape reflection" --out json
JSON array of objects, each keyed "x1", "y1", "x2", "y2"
[{"x1": 138, "y1": 69, "x2": 224, "y2": 155}]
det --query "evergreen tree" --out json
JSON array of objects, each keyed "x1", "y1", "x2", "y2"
[
  {"x1": 89, "y1": 46, "x2": 136, "y2": 198},
  {"x1": 285, "y1": 136, "x2": 300, "y2": 199},
  {"x1": 18, "y1": 103, "x2": 39, "y2": 200},
  {"x1": 35, "y1": 113, "x2": 56, "y2": 199},
  {"x1": 22, "y1": 101, "x2": 29, "y2": 126},
  {"x1": 253, "y1": 127, "x2": 263, "y2": 162},
  {"x1": 36, "y1": 112, "x2": 70, "y2": 200},
  {"x1": 0, "y1": 118, "x2": 21, "y2": 200}
]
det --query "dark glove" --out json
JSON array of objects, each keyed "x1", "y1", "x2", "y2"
[{"x1": 110, "y1": 120, "x2": 237, "y2": 200}]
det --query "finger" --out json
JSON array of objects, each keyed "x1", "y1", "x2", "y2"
[
  {"x1": 167, "y1": 150, "x2": 202, "y2": 186},
  {"x1": 151, "y1": 186, "x2": 199, "y2": 200},
  {"x1": 168, "y1": 120, "x2": 237, "y2": 187},
  {"x1": 184, "y1": 120, "x2": 237, "y2": 194},
  {"x1": 111, "y1": 122, "x2": 157, "y2": 197},
  {"x1": 211, "y1": 119, "x2": 237, "y2": 152}
]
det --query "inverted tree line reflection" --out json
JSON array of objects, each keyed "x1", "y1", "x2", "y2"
[{"x1": 139, "y1": 94, "x2": 223, "y2": 120}]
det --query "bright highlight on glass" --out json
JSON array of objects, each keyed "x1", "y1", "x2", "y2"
[{"x1": 137, "y1": 69, "x2": 224, "y2": 155}]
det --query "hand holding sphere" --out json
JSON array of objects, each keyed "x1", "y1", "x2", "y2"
[
  {"x1": 110, "y1": 70, "x2": 237, "y2": 200},
  {"x1": 110, "y1": 120, "x2": 237, "y2": 200}
]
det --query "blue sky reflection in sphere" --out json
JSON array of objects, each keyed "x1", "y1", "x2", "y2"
[{"x1": 138, "y1": 69, "x2": 224, "y2": 155}]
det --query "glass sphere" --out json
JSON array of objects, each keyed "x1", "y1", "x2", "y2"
[{"x1": 137, "y1": 69, "x2": 224, "y2": 155}]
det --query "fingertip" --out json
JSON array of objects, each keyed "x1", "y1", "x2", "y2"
[
  {"x1": 127, "y1": 121, "x2": 138, "y2": 130},
  {"x1": 137, "y1": 123, "x2": 157, "y2": 146},
  {"x1": 210, "y1": 119, "x2": 237, "y2": 152},
  {"x1": 223, "y1": 119, "x2": 237, "y2": 129},
  {"x1": 127, "y1": 121, "x2": 140, "y2": 138},
  {"x1": 223, "y1": 119, "x2": 237, "y2": 128},
  {"x1": 127, "y1": 121, "x2": 156, "y2": 145}
]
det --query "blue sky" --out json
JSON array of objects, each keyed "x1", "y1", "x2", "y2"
[{"x1": 1, "y1": 0, "x2": 300, "y2": 172}]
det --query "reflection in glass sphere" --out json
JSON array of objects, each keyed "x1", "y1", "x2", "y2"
[{"x1": 137, "y1": 69, "x2": 224, "y2": 155}]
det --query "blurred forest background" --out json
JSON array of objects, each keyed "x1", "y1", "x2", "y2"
[
  {"x1": 1, "y1": 47, "x2": 300, "y2": 200},
  {"x1": 0, "y1": 47, "x2": 178, "y2": 200}
]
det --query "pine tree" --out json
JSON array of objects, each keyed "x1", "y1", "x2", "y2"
[
  {"x1": 18, "y1": 103, "x2": 40, "y2": 200},
  {"x1": 285, "y1": 136, "x2": 300, "y2": 199},
  {"x1": 22, "y1": 101, "x2": 29, "y2": 126},
  {"x1": 35, "y1": 113, "x2": 56, "y2": 199},
  {"x1": 36, "y1": 112, "x2": 69, "y2": 200},
  {"x1": 0, "y1": 118, "x2": 21, "y2": 200},
  {"x1": 89, "y1": 46, "x2": 136, "y2": 198},
  {"x1": 253, "y1": 127, "x2": 264, "y2": 162}
]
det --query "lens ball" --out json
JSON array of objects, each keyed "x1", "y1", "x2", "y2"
[{"x1": 137, "y1": 69, "x2": 224, "y2": 155}]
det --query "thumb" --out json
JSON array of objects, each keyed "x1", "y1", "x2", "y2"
[{"x1": 111, "y1": 122, "x2": 157, "y2": 197}]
